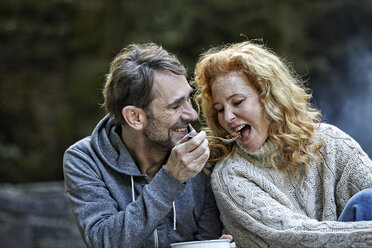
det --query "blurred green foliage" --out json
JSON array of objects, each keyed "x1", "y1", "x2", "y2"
[{"x1": 0, "y1": 0, "x2": 371, "y2": 183}]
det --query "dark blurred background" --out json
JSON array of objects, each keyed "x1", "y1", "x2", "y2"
[{"x1": 1, "y1": 0, "x2": 372, "y2": 184}]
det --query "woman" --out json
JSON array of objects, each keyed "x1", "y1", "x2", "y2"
[{"x1": 193, "y1": 41, "x2": 372, "y2": 248}]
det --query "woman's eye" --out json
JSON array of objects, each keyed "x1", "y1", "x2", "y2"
[
  {"x1": 216, "y1": 108, "x2": 224, "y2": 113},
  {"x1": 233, "y1": 99, "x2": 244, "y2": 106}
]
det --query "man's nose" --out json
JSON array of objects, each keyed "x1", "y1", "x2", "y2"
[{"x1": 182, "y1": 101, "x2": 198, "y2": 121}]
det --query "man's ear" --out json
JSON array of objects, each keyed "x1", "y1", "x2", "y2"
[{"x1": 122, "y1": 106, "x2": 146, "y2": 130}]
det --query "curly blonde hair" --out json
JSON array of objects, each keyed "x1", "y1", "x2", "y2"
[{"x1": 194, "y1": 41, "x2": 323, "y2": 174}]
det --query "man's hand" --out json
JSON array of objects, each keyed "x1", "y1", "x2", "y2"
[{"x1": 165, "y1": 130, "x2": 209, "y2": 183}]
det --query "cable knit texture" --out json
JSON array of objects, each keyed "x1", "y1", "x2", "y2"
[{"x1": 211, "y1": 123, "x2": 372, "y2": 248}]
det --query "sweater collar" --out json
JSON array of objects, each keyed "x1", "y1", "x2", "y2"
[{"x1": 234, "y1": 138, "x2": 282, "y2": 168}]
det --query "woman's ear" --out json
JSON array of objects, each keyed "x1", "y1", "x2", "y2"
[{"x1": 122, "y1": 106, "x2": 146, "y2": 130}]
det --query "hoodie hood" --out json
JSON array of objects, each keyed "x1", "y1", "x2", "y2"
[{"x1": 90, "y1": 114, "x2": 142, "y2": 177}]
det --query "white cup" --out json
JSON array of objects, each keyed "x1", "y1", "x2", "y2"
[{"x1": 170, "y1": 239, "x2": 236, "y2": 248}]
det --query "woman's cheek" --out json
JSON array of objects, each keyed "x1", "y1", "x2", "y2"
[{"x1": 217, "y1": 115, "x2": 226, "y2": 130}]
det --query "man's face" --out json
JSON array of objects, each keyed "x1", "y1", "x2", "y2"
[{"x1": 143, "y1": 70, "x2": 198, "y2": 150}]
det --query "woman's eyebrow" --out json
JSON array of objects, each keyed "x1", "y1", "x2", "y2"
[{"x1": 213, "y1": 94, "x2": 241, "y2": 106}]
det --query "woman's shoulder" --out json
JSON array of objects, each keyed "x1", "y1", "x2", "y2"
[
  {"x1": 317, "y1": 122, "x2": 365, "y2": 154},
  {"x1": 212, "y1": 147, "x2": 244, "y2": 174},
  {"x1": 317, "y1": 123, "x2": 347, "y2": 136},
  {"x1": 316, "y1": 123, "x2": 357, "y2": 143},
  {"x1": 212, "y1": 145, "x2": 264, "y2": 178},
  {"x1": 213, "y1": 151, "x2": 237, "y2": 171}
]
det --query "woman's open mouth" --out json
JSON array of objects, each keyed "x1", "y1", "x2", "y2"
[{"x1": 228, "y1": 124, "x2": 251, "y2": 139}]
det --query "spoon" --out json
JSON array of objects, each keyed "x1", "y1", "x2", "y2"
[{"x1": 187, "y1": 124, "x2": 238, "y2": 143}]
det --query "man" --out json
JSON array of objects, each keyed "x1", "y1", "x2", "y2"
[{"x1": 63, "y1": 43, "x2": 225, "y2": 248}]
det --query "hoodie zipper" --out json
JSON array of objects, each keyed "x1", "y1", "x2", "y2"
[{"x1": 131, "y1": 175, "x2": 159, "y2": 248}]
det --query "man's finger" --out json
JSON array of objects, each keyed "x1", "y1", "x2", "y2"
[
  {"x1": 177, "y1": 130, "x2": 197, "y2": 145},
  {"x1": 187, "y1": 138, "x2": 209, "y2": 162},
  {"x1": 182, "y1": 131, "x2": 207, "y2": 151}
]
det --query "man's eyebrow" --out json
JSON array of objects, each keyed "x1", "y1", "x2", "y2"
[{"x1": 168, "y1": 88, "x2": 193, "y2": 106}]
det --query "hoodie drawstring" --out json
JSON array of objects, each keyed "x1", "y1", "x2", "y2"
[
  {"x1": 172, "y1": 201, "x2": 177, "y2": 230},
  {"x1": 130, "y1": 175, "x2": 135, "y2": 202}
]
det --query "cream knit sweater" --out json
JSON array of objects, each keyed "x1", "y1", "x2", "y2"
[{"x1": 211, "y1": 123, "x2": 372, "y2": 248}]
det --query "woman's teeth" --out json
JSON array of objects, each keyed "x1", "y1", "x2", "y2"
[{"x1": 234, "y1": 125, "x2": 246, "y2": 132}]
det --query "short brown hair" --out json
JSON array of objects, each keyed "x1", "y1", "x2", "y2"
[{"x1": 103, "y1": 43, "x2": 186, "y2": 125}]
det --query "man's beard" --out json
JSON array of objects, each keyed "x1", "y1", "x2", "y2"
[{"x1": 143, "y1": 114, "x2": 175, "y2": 150}]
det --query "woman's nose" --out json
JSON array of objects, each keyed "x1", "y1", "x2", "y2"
[{"x1": 224, "y1": 109, "x2": 236, "y2": 123}]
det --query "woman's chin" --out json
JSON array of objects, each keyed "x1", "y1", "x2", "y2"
[{"x1": 237, "y1": 139, "x2": 261, "y2": 152}]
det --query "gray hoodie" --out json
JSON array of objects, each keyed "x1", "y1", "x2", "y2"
[{"x1": 63, "y1": 115, "x2": 222, "y2": 248}]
